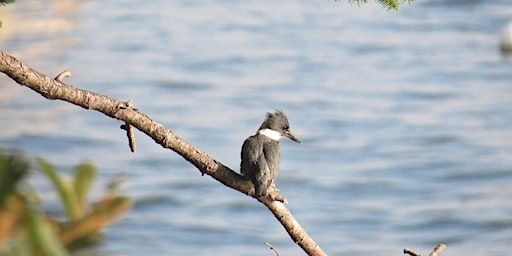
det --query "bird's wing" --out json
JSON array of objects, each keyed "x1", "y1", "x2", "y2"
[
  {"x1": 241, "y1": 136, "x2": 263, "y2": 175},
  {"x1": 241, "y1": 136, "x2": 270, "y2": 195},
  {"x1": 262, "y1": 141, "x2": 280, "y2": 183}
]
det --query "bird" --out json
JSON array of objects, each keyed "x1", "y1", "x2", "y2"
[{"x1": 240, "y1": 110, "x2": 301, "y2": 197}]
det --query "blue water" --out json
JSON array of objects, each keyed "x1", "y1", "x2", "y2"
[{"x1": 1, "y1": 0, "x2": 512, "y2": 255}]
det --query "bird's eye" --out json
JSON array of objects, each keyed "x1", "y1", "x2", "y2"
[{"x1": 283, "y1": 126, "x2": 289, "y2": 131}]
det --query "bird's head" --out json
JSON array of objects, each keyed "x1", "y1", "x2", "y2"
[{"x1": 258, "y1": 110, "x2": 302, "y2": 143}]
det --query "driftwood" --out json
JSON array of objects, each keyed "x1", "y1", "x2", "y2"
[{"x1": 0, "y1": 50, "x2": 326, "y2": 256}]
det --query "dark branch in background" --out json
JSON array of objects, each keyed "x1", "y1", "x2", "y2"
[
  {"x1": 404, "y1": 243, "x2": 446, "y2": 256},
  {"x1": 0, "y1": 50, "x2": 326, "y2": 256}
]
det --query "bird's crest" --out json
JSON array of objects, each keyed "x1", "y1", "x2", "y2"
[{"x1": 259, "y1": 110, "x2": 290, "y2": 131}]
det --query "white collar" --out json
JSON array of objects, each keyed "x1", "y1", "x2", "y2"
[{"x1": 259, "y1": 128, "x2": 282, "y2": 141}]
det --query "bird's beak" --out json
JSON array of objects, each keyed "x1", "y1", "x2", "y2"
[{"x1": 285, "y1": 131, "x2": 302, "y2": 144}]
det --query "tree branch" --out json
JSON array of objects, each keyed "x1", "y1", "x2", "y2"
[
  {"x1": 403, "y1": 244, "x2": 446, "y2": 256},
  {"x1": 0, "y1": 50, "x2": 326, "y2": 256}
]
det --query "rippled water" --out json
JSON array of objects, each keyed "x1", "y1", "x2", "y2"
[{"x1": 1, "y1": 0, "x2": 512, "y2": 255}]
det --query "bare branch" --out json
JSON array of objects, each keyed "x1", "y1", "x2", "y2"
[
  {"x1": 0, "y1": 50, "x2": 326, "y2": 256},
  {"x1": 404, "y1": 248, "x2": 421, "y2": 256},
  {"x1": 404, "y1": 244, "x2": 446, "y2": 256},
  {"x1": 429, "y1": 244, "x2": 446, "y2": 256},
  {"x1": 260, "y1": 198, "x2": 324, "y2": 255}
]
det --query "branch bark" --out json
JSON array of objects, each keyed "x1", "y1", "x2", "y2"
[{"x1": 0, "y1": 50, "x2": 326, "y2": 256}]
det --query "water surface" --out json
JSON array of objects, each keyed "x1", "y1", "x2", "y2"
[{"x1": 1, "y1": 0, "x2": 512, "y2": 255}]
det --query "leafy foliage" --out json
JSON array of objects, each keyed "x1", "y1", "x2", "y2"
[
  {"x1": 347, "y1": 0, "x2": 414, "y2": 10},
  {"x1": 0, "y1": 0, "x2": 15, "y2": 6},
  {"x1": 0, "y1": 150, "x2": 28, "y2": 207},
  {"x1": 0, "y1": 150, "x2": 132, "y2": 256},
  {"x1": 38, "y1": 159, "x2": 80, "y2": 219}
]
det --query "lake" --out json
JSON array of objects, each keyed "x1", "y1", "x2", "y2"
[{"x1": 1, "y1": 0, "x2": 512, "y2": 255}]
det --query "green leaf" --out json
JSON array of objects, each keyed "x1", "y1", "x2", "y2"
[
  {"x1": 59, "y1": 197, "x2": 132, "y2": 246},
  {"x1": 25, "y1": 206, "x2": 69, "y2": 256},
  {"x1": 0, "y1": 0, "x2": 15, "y2": 6},
  {"x1": 73, "y1": 163, "x2": 96, "y2": 216},
  {"x1": 0, "y1": 150, "x2": 29, "y2": 206},
  {"x1": 37, "y1": 159, "x2": 78, "y2": 219}
]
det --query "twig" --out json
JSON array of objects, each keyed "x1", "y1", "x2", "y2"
[
  {"x1": 429, "y1": 244, "x2": 446, "y2": 256},
  {"x1": 404, "y1": 248, "x2": 420, "y2": 256},
  {"x1": 404, "y1": 243, "x2": 446, "y2": 256},
  {"x1": 119, "y1": 99, "x2": 137, "y2": 153},
  {"x1": 54, "y1": 70, "x2": 72, "y2": 82},
  {"x1": 265, "y1": 242, "x2": 280, "y2": 256}
]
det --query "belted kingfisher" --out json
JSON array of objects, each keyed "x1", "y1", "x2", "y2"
[{"x1": 240, "y1": 110, "x2": 301, "y2": 197}]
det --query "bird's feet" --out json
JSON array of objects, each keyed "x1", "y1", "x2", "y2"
[{"x1": 256, "y1": 184, "x2": 287, "y2": 203}]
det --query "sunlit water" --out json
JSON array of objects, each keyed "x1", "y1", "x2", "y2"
[{"x1": 1, "y1": 0, "x2": 512, "y2": 255}]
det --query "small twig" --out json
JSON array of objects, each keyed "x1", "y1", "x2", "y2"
[
  {"x1": 54, "y1": 70, "x2": 72, "y2": 82},
  {"x1": 404, "y1": 248, "x2": 421, "y2": 256},
  {"x1": 404, "y1": 243, "x2": 446, "y2": 256},
  {"x1": 429, "y1": 244, "x2": 446, "y2": 256},
  {"x1": 119, "y1": 99, "x2": 137, "y2": 153},
  {"x1": 265, "y1": 242, "x2": 280, "y2": 256}
]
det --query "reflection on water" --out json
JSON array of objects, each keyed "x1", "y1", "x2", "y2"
[{"x1": 1, "y1": 0, "x2": 512, "y2": 255}]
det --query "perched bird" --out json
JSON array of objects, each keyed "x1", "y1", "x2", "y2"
[{"x1": 240, "y1": 110, "x2": 301, "y2": 197}]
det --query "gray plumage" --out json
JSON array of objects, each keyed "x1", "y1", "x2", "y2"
[{"x1": 240, "y1": 110, "x2": 301, "y2": 197}]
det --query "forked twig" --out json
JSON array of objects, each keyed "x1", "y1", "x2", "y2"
[{"x1": 265, "y1": 242, "x2": 280, "y2": 256}]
